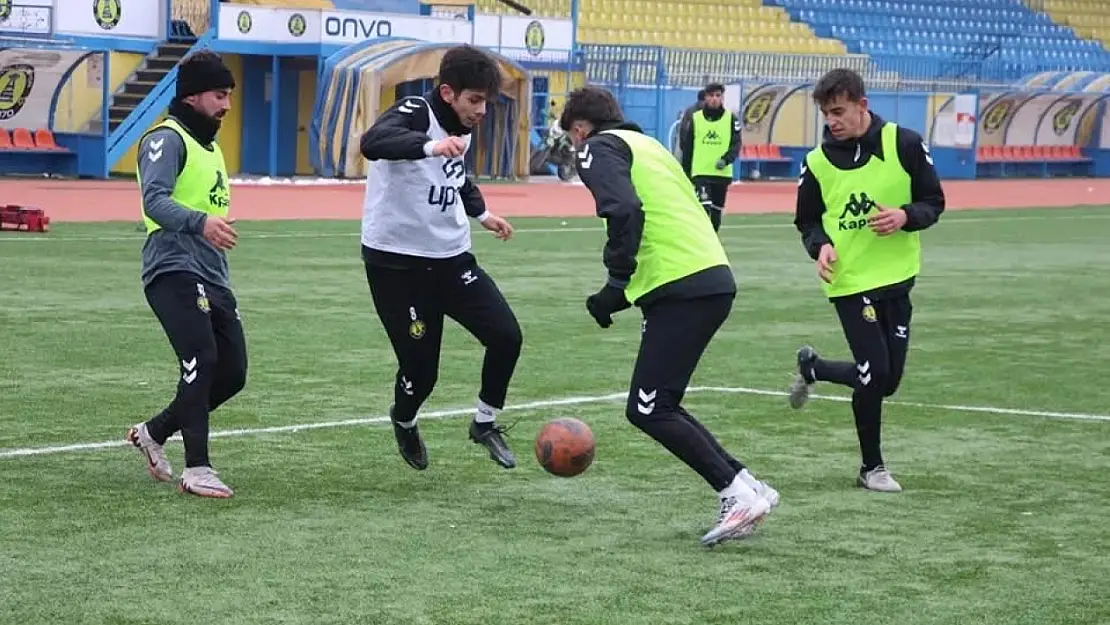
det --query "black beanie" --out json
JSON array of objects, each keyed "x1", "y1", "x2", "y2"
[{"x1": 176, "y1": 51, "x2": 235, "y2": 99}]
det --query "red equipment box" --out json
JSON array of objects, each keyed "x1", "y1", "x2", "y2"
[{"x1": 0, "y1": 205, "x2": 50, "y2": 232}]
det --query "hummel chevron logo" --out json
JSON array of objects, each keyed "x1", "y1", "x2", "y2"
[
  {"x1": 181, "y1": 357, "x2": 198, "y2": 384},
  {"x1": 636, "y1": 388, "x2": 656, "y2": 415},
  {"x1": 857, "y1": 360, "x2": 871, "y2": 386},
  {"x1": 146, "y1": 137, "x2": 164, "y2": 163},
  {"x1": 398, "y1": 100, "x2": 419, "y2": 114},
  {"x1": 577, "y1": 144, "x2": 593, "y2": 169},
  {"x1": 400, "y1": 375, "x2": 414, "y2": 396}
]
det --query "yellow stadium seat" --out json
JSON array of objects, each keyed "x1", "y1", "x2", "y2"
[{"x1": 238, "y1": 0, "x2": 333, "y2": 6}]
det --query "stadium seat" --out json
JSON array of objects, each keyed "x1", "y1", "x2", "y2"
[
  {"x1": 33, "y1": 129, "x2": 61, "y2": 151},
  {"x1": 0, "y1": 129, "x2": 11, "y2": 150},
  {"x1": 1038, "y1": 0, "x2": 1110, "y2": 49},
  {"x1": 236, "y1": 0, "x2": 334, "y2": 7},
  {"x1": 976, "y1": 142, "x2": 1091, "y2": 178},
  {"x1": 767, "y1": 0, "x2": 1110, "y2": 81},
  {"x1": 481, "y1": 0, "x2": 845, "y2": 53},
  {"x1": 11, "y1": 128, "x2": 34, "y2": 149}
]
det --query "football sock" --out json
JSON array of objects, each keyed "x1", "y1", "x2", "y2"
[
  {"x1": 679, "y1": 407, "x2": 746, "y2": 472},
  {"x1": 813, "y1": 358, "x2": 858, "y2": 387},
  {"x1": 474, "y1": 399, "x2": 497, "y2": 424},
  {"x1": 718, "y1": 473, "x2": 758, "y2": 503},
  {"x1": 852, "y1": 391, "x2": 884, "y2": 470}
]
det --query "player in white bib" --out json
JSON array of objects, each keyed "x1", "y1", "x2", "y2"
[{"x1": 359, "y1": 45, "x2": 521, "y2": 471}]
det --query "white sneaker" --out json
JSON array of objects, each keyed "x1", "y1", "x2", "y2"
[
  {"x1": 858, "y1": 465, "x2": 902, "y2": 492},
  {"x1": 745, "y1": 473, "x2": 780, "y2": 509},
  {"x1": 700, "y1": 495, "x2": 772, "y2": 547},
  {"x1": 126, "y1": 423, "x2": 173, "y2": 482},
  {"x1": 179, "y1": 466, "x2": 234, "y2": 498}
]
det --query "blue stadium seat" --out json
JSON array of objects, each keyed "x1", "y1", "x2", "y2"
[{"x1": 766, "y1": 0, "x2": 1110, "y2": 80}]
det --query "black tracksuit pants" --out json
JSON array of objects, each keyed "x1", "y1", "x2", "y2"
[
  {"x1": 812, "y1": 293, "x2": 913, "y2": 470},
  {"x1": 624, "y1": 293, "x2": 746, "y2": 492},
  {"x1": 364, "y1": 250, "x2": 523, "y2": 423},
  {"x1": 143, "y1": 271, "x2": 248, "y2": 468},
  {"x1": 693, "y1": 176, "x2": 730, "y2": 231}
]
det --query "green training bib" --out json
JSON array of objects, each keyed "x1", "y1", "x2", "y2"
[
  {"x1": 690, "y1": 109, "x2": 733, "y2": 179},
  {"x1": 804, "y1": 122, "x2": 919, "y2": 298},
  {"x1": 602, "y1": 129, "x2": 730, "y2": 304},
  {"x1": 138, "y1": 118, "x2": 230, "y2": 235}
]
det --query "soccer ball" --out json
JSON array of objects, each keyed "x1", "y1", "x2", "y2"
[{"x1": 534, "y1": 417, "x2": 596, "y2": 477}]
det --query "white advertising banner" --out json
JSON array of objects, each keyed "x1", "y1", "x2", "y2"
[
  {"x1": 54, "y1": 0, "x2": 164, "y2": 39},
  {"x1": 0, "y1": 0, "x2": 53, "y2": 36},
  {"x1": 472, "y1": 15, "x2": 574, "y2": 60},
  {"x1": 217, "y1": 3, "x2": 573, "y2": 54},
  {"x1": 0, "y1": 47, "x2": 89, "y2": 129},
  {"x1": 320, "y1": 10, "x2": 471, "y2": 45},
  {"x1": 220, "y1": 5, "x2": 323, "y2": 44}
]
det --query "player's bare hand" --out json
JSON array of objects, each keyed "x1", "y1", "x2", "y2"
[
  {"x1": 868, "y1": 205, "x2": 908, "y2": 236},
  {"x1": 481, "y1": 214, "x2": 513, "y2": 241},
  {"x1": 432, "y1": 136, "x2": 467, "y2": 158},
  {"x1": 203, "y1": 216, "x2": 238, "y2": 250},
  {"x1": 816, "y1": 243, "x2": 837, "y2": 283}
]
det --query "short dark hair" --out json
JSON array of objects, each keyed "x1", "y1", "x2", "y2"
[
  {"x1": 559, "y1": 85, "x2": 623, "y2": 131},
  {"x1": 696, "y1": 89, "x2": 706, "y2": 102},
  {"x1": 812, "y1": 68, "x2": 866, "y2": 106},
  {"x1": 705, "y1": 82, "x2": 725, "y2": 95},
  {"x1": 438, "y1": 44, "x2": 501, "y2": 98}
]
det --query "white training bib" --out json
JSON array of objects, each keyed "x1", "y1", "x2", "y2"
[{"x1": 361, "y1": 96, "x2": 473, "y2": 258}]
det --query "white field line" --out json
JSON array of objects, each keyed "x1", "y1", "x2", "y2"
[
  {"x1": 1, "y1": 213, "x2": 1108, "y2": 243},
  {"x1": 0, "y1": 386, "x2": 1106, "y2": 460}
]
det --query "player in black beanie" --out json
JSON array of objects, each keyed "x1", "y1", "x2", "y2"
[
  {"x1": 126, "y1": 48, "x2": 245, "y2": 499},
  {"x1": 172, "y1": 50, "x2": 236, "y2": 143}
]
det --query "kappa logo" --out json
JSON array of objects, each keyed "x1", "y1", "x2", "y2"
[
  {"x1": 702, "y1": 129, "x2": 722, "y2": 144},
  {"x1": 837, "y1": 191, "x2": 877, "y2": 231},
  {"x1": 209, "y1": 170, "x2": 229, "y2": 210}
]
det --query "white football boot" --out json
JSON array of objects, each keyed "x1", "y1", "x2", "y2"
[
  {"x1": 179, "y1": 466, "x2": 234, "y2": 499},
  {"x1": 859, "y1": 465, "x2": 903, "y2": 492},
  {"x1": 700, "y1": 494, "x2": 772, "y2": 547},
  {"x1": 126, "y1": 423, "x2": 173, "y2": 482}
]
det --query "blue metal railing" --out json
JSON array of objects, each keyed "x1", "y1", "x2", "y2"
[
  {"x1": 106, "y1": 29, "x2": 217, "y2": 169},
  {"x1": 576, "y1": 43, "x2": 1110, "y2": 91}
]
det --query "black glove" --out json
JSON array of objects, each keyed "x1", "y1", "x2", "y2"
[{"x1": 585, "y1": 284, "x2": 631, "y2": 329}]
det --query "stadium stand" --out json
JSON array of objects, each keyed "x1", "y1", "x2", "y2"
[
  {"x1": 1038, "y1": 0, "x2": 1110, "y2": 49},
  {"x1": 477, "y1": 0, "x2": 846, "y2": 54},
  {"x1": 231, "y1": 0, "x2": 336, "y2": 7},
  {"x1": 768, "y1": 0, "x2": 1110, "y2": 81}
]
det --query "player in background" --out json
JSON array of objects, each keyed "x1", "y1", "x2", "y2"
[
  {"x1": 678, "y1": 82, "x2": 741, "y2": 231},
  {"x1": 359, "y1": 45, "x2": 521, "y2": 471},
  {"x1": 560, "y1": 85, "x2": 778, "y2": 547},
  {"x1": 127, "y1": 51, "x2": 245, "y2": 498},
  {"x1": 788, "y1": 68, "x2": 945, "y2": 493}
]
